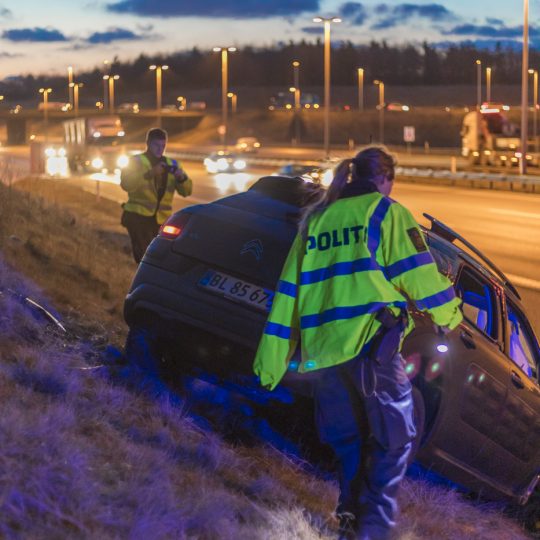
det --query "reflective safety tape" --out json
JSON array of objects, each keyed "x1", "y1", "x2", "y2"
[
  {"x1": 277, "y1": 280, "x2": 297, "y2": 298},
  {"x1": 367, "y1": 197, "x2": 393, "y2": 257},
  {"x1": 264, "y1": 321, "x2": 294, "y2": 339},
  {"x1": 300, "y1": 257, "x2": 379, "y2": 285},
  {"x1": 415, "y1": 286, "x2": 456, "y2": 310},
  {"x1": 384, "y1": 251, "x2": 435, "y2": 280},
  {"x1": 300, "y1": 301, "x2": 406, "y2": 329}
]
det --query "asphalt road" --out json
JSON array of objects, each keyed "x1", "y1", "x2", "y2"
[{"x1": 39, "y1": 161, "x2": 540, "y2": 335}]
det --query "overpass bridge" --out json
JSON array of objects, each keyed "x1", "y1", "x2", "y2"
[{"x1": 0, "y1": 109, "x2": 205, "y2": 145}]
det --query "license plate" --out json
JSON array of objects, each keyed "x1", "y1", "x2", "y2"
[{"x1": 199, "y1": 270, "x2": 274, "y2": 312}]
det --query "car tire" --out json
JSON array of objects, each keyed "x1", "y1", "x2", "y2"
[{"x1": 409, "y1": 386, "x2": 426, "y2": 465}]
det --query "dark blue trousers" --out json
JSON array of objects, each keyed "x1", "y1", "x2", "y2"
[{"x1": 313, "y1": 352, "x2": 416, "y2": 540}]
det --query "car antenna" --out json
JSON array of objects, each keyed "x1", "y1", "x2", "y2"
[{"x1": 423, "y1": 213, "x2": 521, "y2": 300}]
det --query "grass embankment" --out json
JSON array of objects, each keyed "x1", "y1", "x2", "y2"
[{"x1": 0, "y1": 178, "x2": 535, "y2": 539}]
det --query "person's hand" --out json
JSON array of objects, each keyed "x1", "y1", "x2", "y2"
[{"x1": 174, "y1": 167, "x2": 188, "y2": 182}]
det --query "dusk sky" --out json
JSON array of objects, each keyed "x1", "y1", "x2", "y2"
[{"x1": 0, "y1": 0, "x2": 538, "y2": 77}]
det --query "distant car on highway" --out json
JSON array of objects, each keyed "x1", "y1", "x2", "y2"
[
  {"x1": 118, "y1": 102, "x2": 140, "y2": 114},
  {"x1": 386, "y1": 102, "x2": 411, "y2": 112},
  {"x1": 235, "y1": 137, "x2": 261, "y2": 153},
  {"x1": 203, "y1": 151, "x2": 247, "y2": 173},
  {"x1": 124, "y1": 176, "x2": 540, "y2": 507},
  {"x1": 278, "y1": 158, "x2": 339, "y2": 187}
]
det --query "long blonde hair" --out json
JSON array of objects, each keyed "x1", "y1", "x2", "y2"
[{"x1": 299, "y1": 146, "x2": 396, "y2": 235}]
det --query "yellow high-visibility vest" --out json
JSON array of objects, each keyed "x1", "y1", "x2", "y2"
[
  {"x1": 254, "y1": 192, "x2": 463, "y2": 390},
  {"x1": 120, "y1": 153, "x2": 192, "y2": 223}
]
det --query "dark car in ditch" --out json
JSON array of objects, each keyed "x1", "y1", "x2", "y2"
[{"x1": 123, "y1": 175, "x2": 540, "y2": 506}]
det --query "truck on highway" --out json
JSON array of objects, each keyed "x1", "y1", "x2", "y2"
[
  {"x1": 62, "y1": 115, "x2": 128, "y2": 173},
  {"x1": 461, "y1": 103, "x2": 526, "y2": 167}
]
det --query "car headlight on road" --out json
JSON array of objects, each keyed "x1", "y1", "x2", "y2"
[
  {"x1": 91, "y1": 157, "x2": 104, "y2": 169},
  {"x1": 44, "y1": 147, "x2": 56, "y2": 158},
  {"x1": 57, "y1": 147, "x2": 66, "y2": 157},
  {"x1": 233, "y1": 159, "x2": 246, "y2": 170},
  {"x1": 217, "y1": 158, "x2": 229, "y2": 171},
  {"x1": 93, "y1": 132, "x2": 101, "y2": 138},
  {"x1": 117, "y1": 155, "x2": 129, "y2": 168}
]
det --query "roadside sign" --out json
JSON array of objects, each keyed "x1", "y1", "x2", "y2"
[{"x1": 404, "y1": 126, "x2": 415, "y2": 143}]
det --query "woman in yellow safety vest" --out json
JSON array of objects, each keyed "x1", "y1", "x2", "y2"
[{"x1": 254, "y1": 146, "x2": 462, "y2": 540}]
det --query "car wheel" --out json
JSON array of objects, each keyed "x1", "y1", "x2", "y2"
[{"x1": 408, "y1": 386, "x2": 426, "y2": 465}]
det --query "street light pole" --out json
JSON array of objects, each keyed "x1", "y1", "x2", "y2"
[
  {"x1": 213, "y1": 47, "x2": 236, "y2": 149},
  {"x1": 39, "y1": 87, "x2": 52, "y2": 141},
  {"x1": 103, "y1": 74, "x2": 120, "y2": 113},
  {"x1": 529, "y1": 69, "x2": 538, "y2": 152},
  {"x1": 476, "y1": 59, "x2": 482, "y2": 110},
  {"x1": 67, "y1": 66, "x2": 74, "y2": 109},
  {"x1": 374, "y1": 80, "x2": 385, "y2": 143},
  {"x1": 150, "y1": 64, "x2": 169, "y2": 127},
  {"x1": 313, "y1": 16, "x2": 341, "y2": 159},
  {"x1": 520, "y1": 0, "x2": 529, "y2": 175},
  {"x1": 357, "y1": 67, "x2": 364, "y2": 111},
  {"x1": 69, "y1": 82, "x2": 83, "y2": 116},
  {"x1": 227, "y1": 92, "x2": 237, "y2": 114},
  {"x1": 486, "y1": 67, "x2": 492, "y2": 102}
]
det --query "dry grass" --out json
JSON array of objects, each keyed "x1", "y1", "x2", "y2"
[{"x1": 0, "y1": 179, "x2": 535, "y2": 539}]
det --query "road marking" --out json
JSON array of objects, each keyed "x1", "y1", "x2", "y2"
[
  {"x1": 488, "y1": 208, "x2": 540, "y2": 220},
  {"x1": 506, "y1": 273, "x2": 540, "y2": 292}
]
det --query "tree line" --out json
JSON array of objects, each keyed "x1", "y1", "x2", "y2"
[{"x1": 3, "y1": 40, "x2": 537, "y2": 105}]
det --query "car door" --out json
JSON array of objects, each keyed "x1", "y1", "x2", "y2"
[
  {"x1": 492, "y1": 297, "x2": 540, "y2": 493},
  {"x1": 446, "y1": 266, "x2": 514, "y2": 483}
]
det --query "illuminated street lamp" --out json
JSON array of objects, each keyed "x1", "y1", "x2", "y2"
[
  {"x1": 486, "y1": 67, "x2": 492, "y2": 102},
  {"x1": 150, "y1": 64, "x2": 169, "y2": 127},
  {"x1": 374, "y1": 79, "x2": 385, "y2": 143},
  {"x1": 292, "y1": 61, "x2": 301, "y2": 110},
  {"x1": 67, "y1": 65, "x2": 74, "y2": 108},
  {"x1": 529, "y1": 68, "x2": 538, "y2": 153},
  {"x1": 520, "y1": 0, "x2": 529, "y2": 175},
  {"x1": 357, "y1": 67, "x2": 364, "y2": 111},
  {"x1": 69, "y1": 82, "x2": 83, "y2": 116},
  {"x1": 313, "y1": 16, "x2": 341, "y2": 158},
  {"x1": 102, "y1": 60, "x2": 110, "y2": 108},
  {"x1": 177, "y1": 96, "x2": 187, "y2": 111},
  {"x1": 213, "y1": 46, "x2": 236, "y2": 148},
  {"x1": 227, "y1": 92, "x2": 237, "y2": 114},
  {"x1": 39, "y1": 87, "x2": 52, "y2": 141},
  {"x1": 103, "y1": 74, "x2": 119, "y2": 113},
  {"x1": 475, "y1": 59, "x2": 482, "y2": 110}
]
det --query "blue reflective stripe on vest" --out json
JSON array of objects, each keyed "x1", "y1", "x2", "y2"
[
  {"x1": 384, "y1": 251, "x2": 434, "y2": 280},
  {"x1": 300, "y1": 257, "x2": 379, "y2": 285},
  {"x1": 300, "y1": 301, "x2": 407, "y2": 329},
  {"x1": 416, "y1": 286, "x2": 456, "y2": 310},
  {"x1": 264, "y1": 321, "x2": 293, "y2": 339},
  {"x1": 277, "y1": 280, "x2": 297, "y2": 298},
  {"x1": 367, "y1": 197, "x2": 392, "y2": 257}
]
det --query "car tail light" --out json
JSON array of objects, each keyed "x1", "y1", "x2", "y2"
[{"x1": 159, "y1": 213, "x2": 191, "y2": 239}]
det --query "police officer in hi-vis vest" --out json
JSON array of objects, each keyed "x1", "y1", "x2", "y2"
[
  {"x1": 253, "y1": 146, "x2": 462, "y2": 540},
  {"x1": 120, "y1": 128, "x2": 192, "y2": 263}
]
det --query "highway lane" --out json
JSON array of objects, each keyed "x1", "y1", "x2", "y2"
[{"x1": 46, "y1": 161, "x2": 540, "y2": 334}]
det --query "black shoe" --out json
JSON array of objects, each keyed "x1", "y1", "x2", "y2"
[{"x1": 337, "y1": 512, "x2": 357, "y2": 540}]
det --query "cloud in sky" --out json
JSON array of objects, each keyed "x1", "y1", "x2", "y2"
[
  {"x1": 2, "y1": 27, "x2": 67, "y2": 42},
  {"x1": 372, "y1": 3, "x2": 455, "y2": 30},
  {"x1": 86, "y1": 27, "x2": 144, "y2": 43},
  {"x1": 486, "y1": 17, "x2": 503, "y2": 26},
  {"x1": 107, "y1": 0, "x2": 320, "y2": 18},
  {"x1": 444, "y1": 24, "x2": 540, "y2": 39},
  {"x1": 339, "y1": 2, "x2": 368, "y2": 25},
  {"x1": 0, "y1": 6, "x2": 11, "y2": 17}
]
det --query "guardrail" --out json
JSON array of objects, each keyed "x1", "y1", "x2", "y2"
[{"x1": 171, "y1": 150, "x2": 540, "y2": 193}]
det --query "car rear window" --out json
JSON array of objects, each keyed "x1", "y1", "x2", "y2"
[{"x1": 249, "y1": 176, "x2": 322, "y2": 207}]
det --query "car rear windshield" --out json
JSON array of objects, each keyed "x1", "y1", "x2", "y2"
[{"x1": 249, "y1": 176, "x2": 322, "y2": 207}]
